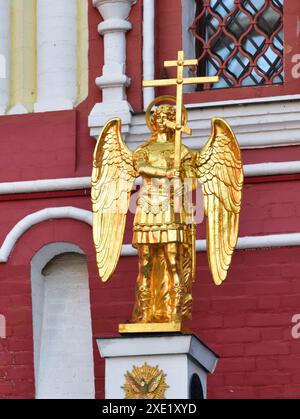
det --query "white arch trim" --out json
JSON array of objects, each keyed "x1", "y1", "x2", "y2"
[
  {"x1": 1, "y1": 206, "x2": 300, "y2": 264},
  {"x1": 0, "y1": 207, "x2": 92, "y2": 263}
]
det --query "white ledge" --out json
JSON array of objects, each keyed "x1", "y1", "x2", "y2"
[
  {"x1": 121, "y1": 233, "x2": 300, "y2": 257},
  {"x1": 185, "y1": 94, "x2": 300, "y2": 110},
  {"x1": 245, "y1": 161, "x2": 300, "y2": 177},
  {"x1": 126, "y1": 98, "x2": 300, "y2": 150},
  {"x1": 0, "y1": 161, "x2": 299, "y2": 196},
  {"x1": 0, "y1": 177, "x2": 91, "y2": 195}
]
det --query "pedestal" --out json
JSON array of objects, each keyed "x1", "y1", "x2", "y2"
[{"x1": 97, "y1": 334, "x2": 219, "y2": 399}]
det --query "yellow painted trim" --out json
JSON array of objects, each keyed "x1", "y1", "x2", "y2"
[
  {"x1": 76, "y1": 0, "x2": 89, "y2": 105},
  {"x1": 10, "y1": 0, "x2": 36, "y2": 112}
]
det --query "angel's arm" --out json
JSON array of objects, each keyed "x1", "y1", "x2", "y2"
[
  {"x1": 138, "y1": 166, "x2": 168, "y2": 178},
  {"x1": 134, "y1": 147, "x2": 173, "y2": 178}
]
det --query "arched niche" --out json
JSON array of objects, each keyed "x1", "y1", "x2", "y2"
[{"x1": 31, "y1": 243, "x2": 95, "y2": 399}]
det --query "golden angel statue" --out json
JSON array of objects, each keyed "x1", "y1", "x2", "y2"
[{"x1": 91, "y1": 52, "x2": 244, "y2": 329}]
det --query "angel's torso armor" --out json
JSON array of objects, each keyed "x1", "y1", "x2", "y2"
[{"x1": 132, "y1": 140, "x2": 195, "y2": 246}]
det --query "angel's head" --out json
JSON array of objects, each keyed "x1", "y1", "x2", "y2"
[{"x1": 151, "y1": 104, "x2": 176, "y2": 135}]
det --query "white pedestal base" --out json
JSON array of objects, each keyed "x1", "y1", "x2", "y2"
[{"x1": 97, "y1": 334, "x2": 218, "y2": 400}]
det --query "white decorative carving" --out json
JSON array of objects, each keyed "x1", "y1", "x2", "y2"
[{"x1": 88, "y1": 0, "x2": 136, "y2": 138}]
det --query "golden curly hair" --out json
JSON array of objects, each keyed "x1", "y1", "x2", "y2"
[{"x1": 151, "y1": 104, "x2": 176, "y2": 129}]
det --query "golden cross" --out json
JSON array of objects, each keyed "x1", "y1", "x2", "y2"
[{"x1": 143, "y1": 51, "x2": 219, "y2": 170}]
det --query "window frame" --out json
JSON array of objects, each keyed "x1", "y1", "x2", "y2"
[{"x1": 155, "y1": 0, "x2": 300, "y2": 104}]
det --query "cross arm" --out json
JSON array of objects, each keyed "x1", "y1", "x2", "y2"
[
  {"x1": 143, "y1": 79, "x2": 177, "y2": 88},
  {"x1": 164, "y1": 59, "x2": 198, "y2": 67},
  {"x1": 183, "y1": 76, "x2": 220, "y2": 85}
]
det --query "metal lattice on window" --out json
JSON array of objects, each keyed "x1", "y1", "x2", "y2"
[{"x1": 190, "y1": 0, "x2": 284, "y2": 90}]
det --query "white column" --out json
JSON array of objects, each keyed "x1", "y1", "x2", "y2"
[
  {"x1": 143, "y1": 0, "x2": 155, "y2": 111},
  {"x1": 0, "y1": 0, "x2": 10, "y2": 115},
  {"x1": 34, "y1": 0, "x2": 77, "y2": 113},
  {"x1": 88, "y1": 0, "x2": 136, "y2": 138}
]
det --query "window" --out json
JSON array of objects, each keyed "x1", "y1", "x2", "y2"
[
  {"x1": 156, "y1": 0, "x2": 298, "y2": 102},
  {"x1": 190, "y1": 0, "x2": 284, "y2": 90}
]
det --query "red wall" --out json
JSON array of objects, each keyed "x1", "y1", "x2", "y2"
[{"x1": 0, "y1": 175, "x2": 299, "y2": 398}]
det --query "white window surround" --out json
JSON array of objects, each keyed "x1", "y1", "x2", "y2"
[
  {"x1": 31, "y1": 243, "x2": 95, "y2": 399},
  {"x1": 0, "y1": 206, "x2": 300, "y2": 264}
]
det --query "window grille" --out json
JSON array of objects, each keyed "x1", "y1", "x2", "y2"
[{"x1": 190, "y1": 0, "x2": 284, "y2": 90}]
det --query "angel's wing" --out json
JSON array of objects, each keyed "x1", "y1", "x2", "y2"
[
  {"x1": 196, "y1": 118, "x2": 244, "y2": 286},
  {"x1": 91, "y1": 118, "x2": 136, "y2": 282}
]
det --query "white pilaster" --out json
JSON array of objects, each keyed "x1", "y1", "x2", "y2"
[
  {"x1": 0, "y1": 0, "x2": 10, "y2": 115},
  {"x1": 34, "y1": 0, "x2": 77, "y2": 113},
  {"x1": 88, "y1": 0, "x2": 136, "y2": 138},
  {"x1": 143, "y1": 0, "x2": 155, "y2": 111}
]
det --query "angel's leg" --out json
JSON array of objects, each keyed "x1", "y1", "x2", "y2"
[
  {"x1": 132, "y1": 245, "x2": 153, "y2": 323},
  {"x1": 164, "y1": 243, "x2": 184, "y2": 322}
]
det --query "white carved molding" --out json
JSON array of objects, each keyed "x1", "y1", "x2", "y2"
[
  {"x1": 88, "y1": 0, "x2": 136, "y2": 138},
  {"x1": 0, "y1": 160, "x2": 300, "y2": 196},
  {"x1": 0, "y1": 0, "x2": 10, "y2": 115},
  {"x1": 143, "y1": 0, "x2": 155, "y2": 111},
  {"x1": 34, "y1": 0, "x2": 77, "y2": 112},
  {"x1": 0, "y1": 207, "x2": 92, "y2": 263},
  {"x1": 126, "y1": 98, "x2": 300, "y2": 150}
]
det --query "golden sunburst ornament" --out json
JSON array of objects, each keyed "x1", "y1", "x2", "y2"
[{"x1": 122, "y1": 363, "x2": 169, "y2": 399}]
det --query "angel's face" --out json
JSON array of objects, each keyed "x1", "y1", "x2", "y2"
[{"x1": 153, "y1": 105, "x2": 176, "y2": 135}]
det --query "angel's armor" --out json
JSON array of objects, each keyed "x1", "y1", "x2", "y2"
[{"x1": 132, "y1": 142, "x2": 196, "y2": 323}]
